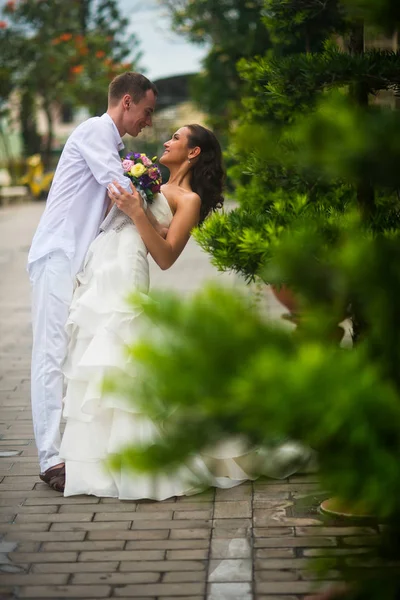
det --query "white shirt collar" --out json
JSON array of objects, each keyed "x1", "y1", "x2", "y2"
[{"x1": 101, "y1": 113, "x2": 125, "y2": 151}]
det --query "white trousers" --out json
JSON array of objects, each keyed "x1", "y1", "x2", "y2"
[{"x1": 29, "y1": 251, "x2": 74, "y2": 473}]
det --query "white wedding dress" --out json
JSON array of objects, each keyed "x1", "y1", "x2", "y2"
[{"x1": 60, "y1": 192, "x2": 313, "y2": 499}]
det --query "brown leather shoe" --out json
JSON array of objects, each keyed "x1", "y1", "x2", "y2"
[{"x1": 39, "y1": 463, "x2": 65, "y2": 493}]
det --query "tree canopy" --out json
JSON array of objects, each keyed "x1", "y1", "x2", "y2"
[{"x1": 0, "y1": 0, "x2": 142, "y2": 162}]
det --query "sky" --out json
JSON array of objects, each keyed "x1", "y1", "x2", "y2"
[{"x1": 119, "y1": 0, "x2": 208, "y2": 81}]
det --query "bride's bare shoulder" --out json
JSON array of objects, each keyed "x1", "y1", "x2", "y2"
[{"x1": 162, "y1": 184, "x2": 200, "y2": 212}]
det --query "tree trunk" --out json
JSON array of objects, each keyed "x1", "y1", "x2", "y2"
[
  {"x1": 346, "y1": 21, "x2": 374, "y2": 343},
  {"x1": 42, "y1": 100, "x2": 54, "y2": 170},
  {"x1": 348, "y1": 21, "x2": 376, "y2": 222},
  {"x1": 0, "y1": 122, "x2": 14, "y2": 181},
  {"x1": 79, "y1": 0, "x2": 89, "y2": 33},
  {"x1": 20, "y1": 90, "x2": 42, "y2": 157}
]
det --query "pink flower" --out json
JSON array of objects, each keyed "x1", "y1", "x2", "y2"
[
  {"x1": 122, "y1": 159, "x2": 134, "y2": 172},
  {"x1": 148, "y1": 168, "x2": 158, "y2": 180},
  {"x1": 152, "y1": 184, "x2": 161, "y2": 193},
  {"x1": 142, "y1": 156, "x2": 152, "y2": 167}
]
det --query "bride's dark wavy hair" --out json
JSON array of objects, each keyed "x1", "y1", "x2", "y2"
[{"x1": 186, "y1": 124, "x2": 225, "y2": 225}]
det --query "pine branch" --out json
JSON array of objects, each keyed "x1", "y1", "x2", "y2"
[{"x1": 240, "y1": 48, "x2": 400, "y2": 121}]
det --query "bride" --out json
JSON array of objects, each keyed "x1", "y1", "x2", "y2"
[{"x1": 60, "y1": 124, "x2": 311, "y2": 499}]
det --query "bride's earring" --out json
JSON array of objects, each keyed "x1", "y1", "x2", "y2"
[{"x1": 188, "y1": 158, "x2": 191, "y2": 163}]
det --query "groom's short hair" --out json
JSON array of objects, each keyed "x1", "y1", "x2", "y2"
[{"x1": 108, "y1": 72, "x2": 158, "y2": 106}]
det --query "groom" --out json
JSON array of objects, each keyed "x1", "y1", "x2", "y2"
[{"x1": 27, "y1": 72, "x2": 158, "y2": 492}]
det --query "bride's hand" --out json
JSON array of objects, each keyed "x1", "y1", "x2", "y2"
[{"x1": 107, "y1": 181, "x2": 143, "y2": 219}]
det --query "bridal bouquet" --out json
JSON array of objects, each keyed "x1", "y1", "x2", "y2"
[{"x1": 122, "y1": 152, "x2": 162, "y2": 204}]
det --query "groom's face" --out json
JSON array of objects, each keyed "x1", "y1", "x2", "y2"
[{"x1": 124, "y1": 89, "x2": 156, "y2": 137}]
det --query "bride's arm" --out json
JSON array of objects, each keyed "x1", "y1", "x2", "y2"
[{"x1": 109, "y1": 181, "x2": 201, "y2": 270}]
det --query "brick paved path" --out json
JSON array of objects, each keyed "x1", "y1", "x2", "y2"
[{"x1": 0, "y1": 202, "x2": 379, "y2": 599}]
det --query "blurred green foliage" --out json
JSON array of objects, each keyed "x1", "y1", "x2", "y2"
[{"x1": 109, "y1": 220, "x2": 400, "y2": 597}]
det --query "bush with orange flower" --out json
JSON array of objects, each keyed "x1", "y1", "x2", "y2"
[{"x1": 0, "y1": 0, "x2": 142, "y2": 160}]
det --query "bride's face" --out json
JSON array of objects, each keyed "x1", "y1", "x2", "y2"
[{"x1": 160, "y1": 127, "x2": 192, "y2": 166}]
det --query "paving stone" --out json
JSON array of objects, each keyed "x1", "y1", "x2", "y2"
[
  {"x1": 176, "y1": 491, "x2": 214, "y2": 502},
  {"x1": 254, "y1": 513, "x2": 323, "y2": 527},
  {"x1": 0, "y1": 497, "x2": 27, "y2": 506},
  {"x1": 41, "y1": 540, "x2": 126, "y2": 551},
  {"x1": 78, "y1": 550, "x2": 165, "y2": 562},
  {"x1": 125, "y1": 540, "x2": 209, "y2": 550},
  {"x1": 0, "y1": 574, "x2": 69, "y2": 585},
  {"x1": 173, "y1": 509, "x2": 213, "y2": 520},
  {"x1": 12, "y1": 542, "x2": 41, "y2": 553},
  {"x1": 50, "y1": 521, "x2": 131, "y2": 531},
  {"x1": 0, "y1": 482, "x2": 35, "y2": 491},
  {"x1": 208, "y1": 582, "x2": 252, "y2": 599},
  {"x1": 169, "y1": 528, "x2": 211, "y2": 540},
  {"x1": 252, "y1": 547, "x2": 295, "y2": 558},
  {"x1": 18, "y1": 585, "x2": 111, "y2": 597},
  {"x1": 72, "y1": 572, "x2": 161, "y2": 584},
  {"x1": 3, "y1": 531, "x2": 86, "y2": 542},
  {"x1": 113, "y1": 583, "x2": 205, "y2": 596},
  {"x1": 93, "y1": 511, "x2": 173, "y2": 521},
  {"x1": 255, "y1": 570, "x2": 299, "y2": 581},
  {"x1": 170, "y1": 502, "x2": 213, "y2": 511},
  {"x1": 31, "y1": 562, "x2": 119, "y2": 573},
  {"x1": 166, "y1": 549, "x2": 209, "y2": 560},
  {"x1": 254, "y1": 537, "x2": 337, "y2": 548},
  {"x1": 0, "y1": 513, "x2": 16, "y2": 523},
  {"x1": 213, "y1": 518, "x2": 252, "y2": 531},
  {"x1": 88, "y1": 529, "x2": 169, "y2": 541},
  {"x1": 208, "y1": 559, "x2": 252, "y2": 582},
  {"x1": 131, "y1": 519, "x2": 212, "y2": 530},
  {"x1": 255, "y1": 581, "x2": 317, "y2": 594},
  {"x1": 0, "y1": 523, "x2": 50, "y2": 532},
  {"x1": 213, "y1": 501, "x2": 251, "y2": 519},
  {"x1": 254, "y1": 527, "x2": 294, "y2": 537},
  {"x1": 211, "y1": 526, "x2": 251, "y2": 539},
  {"x1": 161, "y1": 597, "x2": 205, "y2": 600},
  {"x1": 256, "y1": 596, "x2": 299, "y2": 600},
  {"x1": 255, "y1": 557, "x2": 311, "y2": 570},
  {"x1": 210, "y1": 538, "x2": 251, "y2": 559},
  {"x1": 15, "y1": 512, "x2": 94, "y2": 523},
  {"x1": 9, "y1": 551, "x2": 78, "y2": 563},
  {"x1": 163, "y1": 571, "x2": 207, "y2": 582},
  {"x1": 119, "y1": 560, "x2": 206, "y2": 572},
  {"x1": 4, "y1": 504, "x2": 58, "y2": 514},
  {"x1": 215, "y1": 485, "x2": 252, "y2": 501}
]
